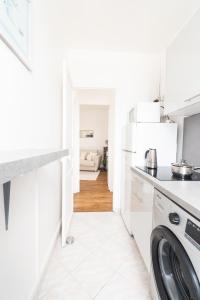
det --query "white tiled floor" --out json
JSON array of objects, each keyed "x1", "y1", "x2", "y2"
[{"x1": 37, "y1": 213, "x2": 151, "y2": 300}]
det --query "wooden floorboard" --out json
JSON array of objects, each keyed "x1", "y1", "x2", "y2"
[{"x1": 74, "y1": 171, "x2": 113, "y2": 212}]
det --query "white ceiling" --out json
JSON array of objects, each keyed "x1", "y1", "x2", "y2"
[{"x1": 64, "y1": 0, "x2": 200, "y2": 52}]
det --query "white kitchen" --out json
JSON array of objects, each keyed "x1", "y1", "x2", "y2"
[
  {"x1": 1, "y1": 1, "x2": 200, "y2": 300},
  {"x1": 120, "y1": 6, "x2": 200, "y2": 298}
]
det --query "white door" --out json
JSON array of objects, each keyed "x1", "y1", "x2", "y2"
[
  {"x1": 62, "y1": 60, "x2": 73, "y2": 247},
  {"x1": 61, "y1": 158, "x2": 73, "y2": 247}
]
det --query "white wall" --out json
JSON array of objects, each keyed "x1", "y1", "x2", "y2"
[
  {"x1": 68, "y1": 50, "x2": 161, "y2": 129},
  {"x1": 80, "y1": 105, "x2": 108, "y2": 152},
  {"x1": 68, "y1": 50, "x2": 161, "y2": 210},
  {"x1": 0, "y1": 1, "x2": 67, "y2": 300}
]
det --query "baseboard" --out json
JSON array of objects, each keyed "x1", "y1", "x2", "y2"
[{"x1": 30, "y1": 220, "x2": 61, "y2": 300}]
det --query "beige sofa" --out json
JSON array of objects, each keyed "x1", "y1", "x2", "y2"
[{"x1": 80, "y1": 150, "x2": 101, "y2": 171}]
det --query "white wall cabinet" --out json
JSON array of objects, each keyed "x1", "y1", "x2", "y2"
[
  {"x1": 130, "y1": 171, "x2": 154, "y2": 271},
  {"x1": 165, "y1": 9, "x2": 200, "y2": 116}
]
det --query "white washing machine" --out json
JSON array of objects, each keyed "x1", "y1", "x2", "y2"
[{"x1": 150, "y1": 188, "x2": 200, "y2": 300}]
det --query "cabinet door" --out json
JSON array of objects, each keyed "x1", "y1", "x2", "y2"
[
  {"x1": 130, "y1": 172, "x2": 154, "y2": 271},
  {"x1": 120, "y1": 152, "x2": 135, "y2": 234},
  {"x1": 165, "y1": 9, "x2": 200, "y2": 115},
  {"x1": 131, "y1": 172, "x2": 154, "y2": 212}
]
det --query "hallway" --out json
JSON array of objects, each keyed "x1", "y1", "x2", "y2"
[
  {"x1": 74, "y1": 171, "x2": 113, "y2": 212},
  {"x1": 37, "y1": 213, "x2": 151, "y2": 300}
]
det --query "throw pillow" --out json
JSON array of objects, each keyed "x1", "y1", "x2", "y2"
[{"x1": 80, "y1": 151, "x2": 87, "y2": 160}]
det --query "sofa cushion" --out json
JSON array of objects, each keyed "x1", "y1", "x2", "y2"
[
  {"x1": 86, "y1": 152, "x2": 97, "y2": 161},
  {"x1": 80, "y1": 151, "x2": 87, "y2": 160},
  {"x1": 80, "y1": 159, "x2": 95, "y2": 167},
  {"x1": 82, "y1": 149, "x2": 98, "y2": 154}
]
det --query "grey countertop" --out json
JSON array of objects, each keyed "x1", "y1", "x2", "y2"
[
  {"x1": 0, "y1": 149, "x2": 69, "y2": 184},
  {"x1": 131, "y1": 166, "x2": 200, "y2": 220}
]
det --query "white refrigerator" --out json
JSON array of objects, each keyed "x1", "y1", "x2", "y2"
[{"x1": 121, "y1": 122, "x2": 177, "y2": 234}]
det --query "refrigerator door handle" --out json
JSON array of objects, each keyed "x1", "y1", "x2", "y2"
[{"x1": 122, "y1": 149, "x2": 136, "y2": 153}]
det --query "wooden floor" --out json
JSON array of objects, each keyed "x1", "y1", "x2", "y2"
[{"x1": 74, "y1": 171, "x2": 113, "y2": 212}]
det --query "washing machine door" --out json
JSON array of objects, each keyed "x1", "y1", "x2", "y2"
[{"x1": 151, "y1": 226, "x2": 200, "y2": 300}]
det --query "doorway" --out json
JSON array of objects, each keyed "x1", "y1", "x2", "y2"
[{"x1": 72, "y1": 89, "x2": 115, "y2": 212}]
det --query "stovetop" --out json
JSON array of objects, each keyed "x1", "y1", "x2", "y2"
[{"x1": 136, "y1": 166, "x2": 200, "y2": 181}]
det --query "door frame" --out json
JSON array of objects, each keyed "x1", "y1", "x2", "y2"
[
  {"x1": 61, "y1": 59, "x2": 73, "y2": 247},
  {"x1": 72, "y1": 89, "x2": 115, "y2": 201}
]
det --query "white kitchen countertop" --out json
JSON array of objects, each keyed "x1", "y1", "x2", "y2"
[
  {"x1": 0, "y1": 149, "x2": 69, "y2": 184},
  {"x1": 131, "y1": 166, "x2": 200, "y2": 220}
]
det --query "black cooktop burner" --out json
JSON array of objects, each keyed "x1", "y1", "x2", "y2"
[{"x1": 137, "y1": 166, "x2": 200, "y2": 181}]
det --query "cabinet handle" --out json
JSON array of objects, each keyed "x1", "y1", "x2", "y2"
[
  {"x1": 184, "y1": 92, "x2": 200, "y2": 103},
  {"x1": 155, "y1": 199, "x2": 164, "y2": 212},
  {"x1": 156, "y1": 194, "x2": 161, "y2": 200}
]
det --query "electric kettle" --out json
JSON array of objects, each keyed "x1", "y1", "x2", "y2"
[{"x1": 145, "y1": 148, "x2": 157, "y2": 169}]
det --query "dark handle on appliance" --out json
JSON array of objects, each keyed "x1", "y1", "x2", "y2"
[
  {"x1": 145, "y1": 150, "x2": 149, "y2": 159},
  {"x1": 169, "y1": 213, "x2": 180, "y2": 225}
]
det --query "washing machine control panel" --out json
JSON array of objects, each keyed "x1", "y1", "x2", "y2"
[{"x1": 185, "y1": 219, "x2": 200, "y2": 250}]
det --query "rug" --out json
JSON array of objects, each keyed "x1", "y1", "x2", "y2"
[{"x1": 80, "y1": 170, "x2": 100, "y2": 180}]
